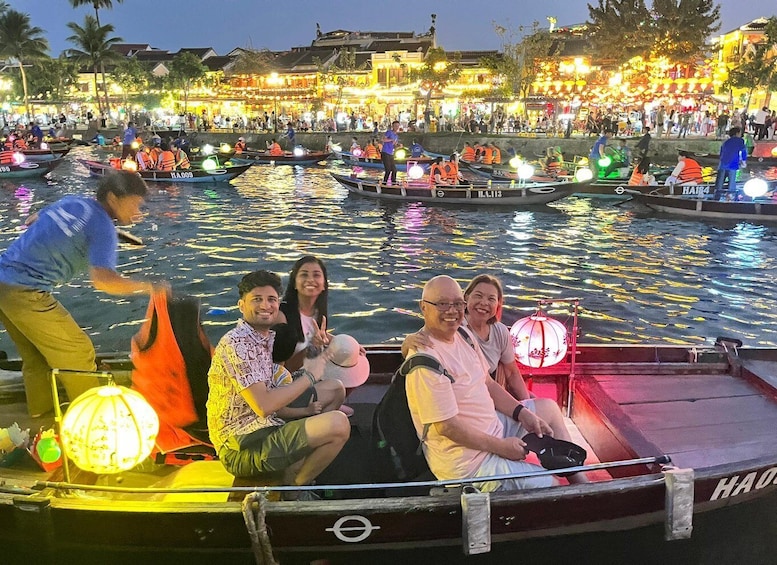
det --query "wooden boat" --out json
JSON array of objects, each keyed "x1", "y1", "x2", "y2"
[
  {"x1": 679, "y1": 143, "x2": 777, "y2": 169},
  {"x1": 18, "y1": 147, "x2": 71, "y2": 162},
  {"x1": 331, "y1": 173, "x2": 583, "y2": 205},
  {"x1": 340, "y1": 151, "x2": 435, "y2": 171},
  {"x1": 230, "y1": 149, "x2": 331, "y2": 166},
  {"x1": 0, "y1": 157, "x2": 65, "y2": 179},
  {"x1": 2, "y1": 338, "x2": 777, "y2": 563},
  {"x1": 626, "y1": 182, "x2": 777, "y2": 221},
  {"x1": 78, "y1": 159, "x2": 252, "y2": 184}
]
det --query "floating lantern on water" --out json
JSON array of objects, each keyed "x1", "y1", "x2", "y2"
[
  {"x1": 395, "y1": 148, "x2": 407, "y2": 160},
  {"x1": 60, "y1": 384, "x2": 159, "y2": 474},
  {"x1": 407, "y1": 163, "x2": 424, "y2": 180},
  {"x1": 40, "y1": 142, "x2": 49, "y2": 150},
  {"x1": 744, "y1": 178, "x2": 768, "y2": 198},
  {"x1": 509, "y1": 156, "x2": 522, "y2": 169},
  {"x1": 12, "y1": 152, "x2": 25, "y2": 165},
  {"x1": 202, "y1": 144, "x2": 214, "y2": 155},
  {"x1": 575, "y1": 168, "x2": 594, "y2": 182},
  {"x1": 518, "y1": 163, "x2": 535, "y2": 180},
  {"x1": 202, "y1": 157, "x2": 218, "y2": 171},
  {"x1": 293, "y1": 146, "x2": 305, "y2": 157},
  {"x1": 510, "y1": 309, "x2": 568, "y2": 368}
]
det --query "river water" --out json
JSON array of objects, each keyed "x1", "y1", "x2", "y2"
[{"x1": 2, "y1": 144, "x2": 777, "y2": 358}]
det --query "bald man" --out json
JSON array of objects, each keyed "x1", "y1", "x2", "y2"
[{"x1": 405, "y1": 275, "x2": 557, "y2": 491}]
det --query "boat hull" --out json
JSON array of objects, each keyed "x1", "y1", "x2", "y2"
[
  {"x1": 78, "y1": 159, "x2": 252, "y2": 183},
  {"x1": 0, "y1": 158, "x2": 64, "y2": 179},
  {"x1": 331, "y1": 173, "x2": 581, "y2": 205},
  {"x1": 19, "y1": 148, "x2": 71, "y2": 162},
  {"x1": 231, "y1": 150, "x2": 331, "y2": 166},
  {"x1": 631, "y1": 186, "x2": 777, "y2": 221}
]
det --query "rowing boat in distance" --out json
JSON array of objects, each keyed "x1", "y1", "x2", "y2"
[
  {"x1": 2, "y1": 338, "x2": 777, "y2": 564},
  {"x1": 18, "y1": 147, "x2": 71, "y2": 162},
  {"x1": 0, "y1": 157, "x2": 65, "y2": 179},
  {"x1": 627, "y1": 182, "x2": 777, "y2": 222},
  {"x1": 230, "y1": 148, "x2": 331, "y2": 166},
  {"x1": 78, "y1": 159, "x2": 252, "y2": 183},
  {"x1": 331, "y1": 172, "x2": 585, "y2": 205}
]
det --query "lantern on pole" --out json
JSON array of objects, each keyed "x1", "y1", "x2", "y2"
[
  {"x1": 510, "y1": 309, "x2": 568, "y2": 368},
  {"x1": 60, "y1": 383, "x2": 159, "y2": 474}
]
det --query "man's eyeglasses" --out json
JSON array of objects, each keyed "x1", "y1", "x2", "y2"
[{"x1": 423, "y1": 299, "x2": 466, "y2": 312}]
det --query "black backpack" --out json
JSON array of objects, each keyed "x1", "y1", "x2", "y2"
[{"x1": 370, "y1": 353, "x2": 454, "y2": 483}]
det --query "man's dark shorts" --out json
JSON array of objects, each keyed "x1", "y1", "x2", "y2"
[{"x1": 219, "y1": 419, "x2": 311, "y2": 478}]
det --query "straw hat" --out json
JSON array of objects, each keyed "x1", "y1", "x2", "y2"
[{"x1": 322, "y1": 334, "x2": 370, "y2": 387}]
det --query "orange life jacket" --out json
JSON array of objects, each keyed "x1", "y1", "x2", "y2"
[
  {"x1": 131, "y1": 291, "x2": 213, "y2": 454},
  {"x1": 677, "y1": 158, "x2": 703, "y2": 184},
  {"x1": 461, "y1": 146, "x2": 476, "y2": 162},
  {"x1": 443, "y1": 161, "x2": 460, "y2": 183},
  {"x1": 491, "y1": 147, "x2": 501, "y2": 164},
  {"x1": 136, "y1": 150, "x2": 154, "y2": 170},
  {"x1": 13, "y1": 138, "x2": 28, "y2": 150},
  {"x1": 629, "y1": 168, "x2": 646, "y2": 186},
  {"x1": 482, "y1": 147, "x2": 493, "y2": 165},
  {"x1": 156, "y1": 149, "x2": 176, "y2": 171},
  {"x1": 364, "y1": 144, "x2": 379, "y2": 159},
  {"x1": 269, "y1": 142, "x2": 283, "y2": 156},
  {"x1": 429, "y1": 163, "x2": 446, "y2": 187},
  {"x1": 173, "y1": 148, "x2": 191, "y2": 169},
  {"x1": 235, "y1": 140, "x2": 246, "y2": 153}
]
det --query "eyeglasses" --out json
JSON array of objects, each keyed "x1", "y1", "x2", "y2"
[{"x1": 423, "y1": 299, "x2": 466, "y2": 312}]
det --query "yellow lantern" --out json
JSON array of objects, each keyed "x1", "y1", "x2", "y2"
[
  {"x1": 60, "y1": 384, "x2": 159, "y2": 474},
  {"x1": 510, "y1": 310, "x2": 568, "y2": 368}
]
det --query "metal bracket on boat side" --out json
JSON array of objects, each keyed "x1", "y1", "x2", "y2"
[
  {"x1": 461, "y1": 486, "x2": 491, "y2": 555},
  {"x1": 664, "y1": 467, "x2": 694, "y2": 540}
]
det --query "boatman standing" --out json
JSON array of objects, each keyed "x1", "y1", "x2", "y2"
[
  {"x1": 381, "y1": 120, "x2": 401, "y2": 185},
  {"x1": 0, "y1": 171, "x2": 165, "y2": 417},
  {"x1": 714, "y1": 127, "x2": 747, "y2": 199}
]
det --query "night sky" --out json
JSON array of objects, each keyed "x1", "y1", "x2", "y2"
[{"x1": 7, "y1": 0, "x2": 775, "y2": 57}]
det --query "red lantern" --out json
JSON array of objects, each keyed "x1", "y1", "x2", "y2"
[{"x1": 510, "y1": 311, "x2": 568, "y2": 368}]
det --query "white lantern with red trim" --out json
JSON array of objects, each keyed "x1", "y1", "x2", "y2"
[{"x1": 510, "y1": 310, "x2": 568, "y2": 368}]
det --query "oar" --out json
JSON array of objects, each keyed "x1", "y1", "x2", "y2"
[{"x1": 116, "y1": 228, "x2": 143, "y2": 246}]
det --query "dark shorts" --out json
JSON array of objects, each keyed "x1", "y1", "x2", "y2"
[
  {"x1": 287, "y1": 382, "x2": 317, "y2": 408},
  {"x1": 218, "y1": 419, "x2": 311, "y2": 478}
]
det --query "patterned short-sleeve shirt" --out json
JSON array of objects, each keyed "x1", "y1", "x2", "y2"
[{"x1": 206, "y1": 320, "x2": 286, "y2": 451}]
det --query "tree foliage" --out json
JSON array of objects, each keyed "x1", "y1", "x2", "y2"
[
  {"x1": 0, "y1": 9, "x2": 50, "y2": 120},
  {"x1": 410, "y1": 47, "x2": 462, "y2": 117},
  {"x1": 586, "y1": 0, "x2": 720, "y2": 65},
  {"x1": 726, "y1": 17, "x2": 777, "y2": 113},
  {"x1": 481, "y1": 22, "x2": 557, "y2": 107},
  {"x1": 167, "y1": 52, "x2": 207, "y2": 113},
  {"x1": 65, "y1": 15, "x2": 123, "y2": 114},
  {"x1": 112, "y1": 57, "x2": 150, "y2": 105},
  {"x1": 68, "y1": 0, "x2": 124, "y2": 26},
  {"x1": 14, "y1": 55, "x2": 78, "y2": 101},
  {"x1": 231, "y1": 48, "x2": 274, "y2": 75}
]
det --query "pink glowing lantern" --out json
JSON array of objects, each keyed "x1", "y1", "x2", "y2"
[{"x1": 510, "y1": 310, "x2": 568, "y2": 368}]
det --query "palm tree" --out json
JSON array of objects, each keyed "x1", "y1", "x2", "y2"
[
  {"x1": 0, "y1": 9, "x2": 49, "y2": 121},
  {"x1": 68, "y1": 0, "x2": 124, "y2": 114},
  {"x1": 65, "y1": 15, "x2": 122, "y2": 116}
]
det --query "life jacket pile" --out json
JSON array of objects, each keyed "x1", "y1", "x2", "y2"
[
  {"x1": 0, "y1": 150, "x2": 16, "y2": 165},
  {"x1": 677, "y1": 158, "x2": 703, "y2": 184}
]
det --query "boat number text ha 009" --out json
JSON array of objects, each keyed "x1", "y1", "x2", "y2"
[
  {"x1": 0, "y1": 166, "x2": 10, "y2": 173},
  {"x1": 170, "y1": 171, "x2": 194, "y2": 179},
  {"x1": 710, "y1": 466, "x2": 777, "y2": 500}
]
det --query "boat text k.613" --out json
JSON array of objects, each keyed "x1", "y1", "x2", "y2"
[{"x1": 710, "y1": 466, "x2": 777, "y2": 500}]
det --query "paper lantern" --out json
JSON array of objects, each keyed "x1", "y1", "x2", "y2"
[
  {"x1": 575, "y1": 168, "x2": 593, "y2": 182},
  {"x1": 293, "y1": 146, "x2": 305, "y2": 157},
  {"x1": 408, "y1": 163, "x2": 424, "y2": 179},
  {"x1": 60, "y1": 384, "x2": 159, "y2": 474},
  {"x1": 12, "y1": 152, "x2": 25, "y2": 165},
  {"x1": 220, "y1": 143, "x2": 231, "y2": 153},
  {"x1": 518, "y1": 163, "x2": 535, "y2": 180},
  {"x1": 121, "y1": 159, "x2": 137, "y2": 171},
  {"x1": 509, "y1": 156, "x2": 522, "y2": 168},
  {"x1": 510, "y1": 311, "x2": 568, "y2": 368},
  {"x1": 744, "y1": 178, "x2": 768, "y2": 198},
  {"x1": 202, "y1": 157, "x2": 218, "y2": 171}
]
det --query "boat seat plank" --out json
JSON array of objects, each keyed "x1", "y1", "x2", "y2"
[
  {"x1": 641, "y1": 417, "x2": 777, "y2": 454},
  {"x1": 665, "y1": 439, "x2": 777, "y2": 469},
  {"x1": 594, "y1": 373, "x2": 756, "y2": 404},
  {"x1": 621, "y1": 395, "x2": 777, "y2": 430}
]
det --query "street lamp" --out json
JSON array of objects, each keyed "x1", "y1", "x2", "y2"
[{"x1": 267, "y1": 72, "x2": 283, "y2": 133}]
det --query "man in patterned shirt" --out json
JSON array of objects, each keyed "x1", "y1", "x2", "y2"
[{"x1": 206, "y1": 270, "x2": 350, "y2": 494}]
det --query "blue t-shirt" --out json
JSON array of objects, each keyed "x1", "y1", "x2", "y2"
[
  {"x1": 0, "y1": 196, "x2": 117, "y2": 291},
  {"x1": 411, "y1": 143, "x2": 424, "y2": 157},
  {"x1": 383, "y1": 130, "x2": 399, "y2": 155},
  {"x1": 590, "y1": 135, "x2": 608, "y2": 160},
  {"x1": 123, "y1": 126, "x2": 137, "y2": 145},
  {"x1": 719, "y1": 137, "x2": 747, "y2": 170}
]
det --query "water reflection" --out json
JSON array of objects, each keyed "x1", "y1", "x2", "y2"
[{"x1": 2, "y1": 145, "x2": 777, "y2": 357}]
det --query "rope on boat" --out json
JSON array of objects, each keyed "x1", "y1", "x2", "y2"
[{"x1": 242, "y1": 492, "x2": 278, "y2": 565}]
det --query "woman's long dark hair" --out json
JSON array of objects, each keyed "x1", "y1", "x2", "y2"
[{"x1": 281, "y1": 255, "x2": 329, "y2": 343}]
